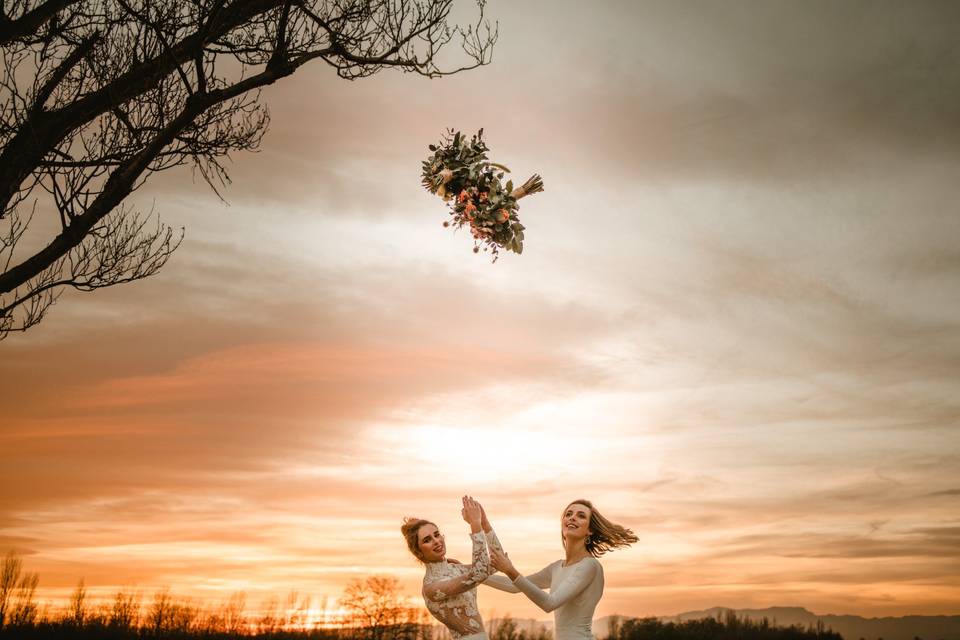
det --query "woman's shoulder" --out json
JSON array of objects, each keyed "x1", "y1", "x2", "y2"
[
  {"x1": 586, "y1": 556, "x2": 604, "y2": 579},
  {"x1": 571, "y1": 557, "x2": 603, "y2": 582},
  {"x1": 423, "y1": 560, "x2": 466, "y2": 582}
]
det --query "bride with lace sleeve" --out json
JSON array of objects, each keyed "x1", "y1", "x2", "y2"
[{"x1": 401, "y1": 496, "x2": 504, "y2": 640}]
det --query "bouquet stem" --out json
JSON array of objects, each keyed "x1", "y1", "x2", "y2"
[{"x1": 512, "y1": 174, "x2": 544, "y2": 200}]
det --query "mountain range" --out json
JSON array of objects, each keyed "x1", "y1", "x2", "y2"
[{"x1": 597, "y1": 607, "x2": 960, "y2": 640}]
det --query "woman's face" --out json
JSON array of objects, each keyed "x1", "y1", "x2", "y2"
[
  {"x1": 417, "y1": 524, "x2": 446, "y2": 562},
  {"x1": 561, "y1": 503, "x2": 592, "y2": 541}
]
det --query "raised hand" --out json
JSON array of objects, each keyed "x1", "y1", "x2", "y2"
[
  {"x1": 461, "y1": 495, "x2": 483, "y2": 531},
  {"x1": 478, "y1": 500, "x2": 492, "y2": 532}
]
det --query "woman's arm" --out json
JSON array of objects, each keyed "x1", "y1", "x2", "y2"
[
  {"x1": 423, "y1": 497, "x2": 491, "y2": 602},
  {"x1": 423, "y1": 530, "x2": 493, "y2": 601},
  {"x1": 480, "y1": 528, "x2": 513, "y2": 591},
  {"x1": 477, "y1": 503, "x2": 556, "y2": 593},
  {"x1": 479, "y1": 503, "x2": 504, "y2": 556},
  {"x1": 483, "y1": 561, "x2": 554, "y2": 592},
  {"x1": 513, "y1": 559, "x2": 598, "y2": 613},
  {"x1": 482, "y1": 574, "x2": 520, "y2": 592},
  {"x1": 489, "y1": 546, "x2": 557, "y2": 589},
  {"x1": 485, "y1": 528, "x2": 505, "y2": 555}
]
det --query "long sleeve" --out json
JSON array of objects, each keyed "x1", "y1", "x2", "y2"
[
  {"x1": 480, "y1": 529, "x2": 512, "y2": 590},
  {"x1": 484, "y1": 561, "x2": 556, "y2": 593},
  {"x1": 514, "y1": 559, "x2": 598, "y2": 613},
  {"x1": 483, "y1": 575, "x2": 519, "y2": 592},
  {"x1": 423, "y1": 532, "x2": 492, "y2": 602},
  {"x1": 484, "y1": 528, "x2": 505, "y2": 555}
]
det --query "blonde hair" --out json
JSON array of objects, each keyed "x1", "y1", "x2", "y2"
[
  {"x1": 566, "y1": 499, "x2": 637, "y2": 557},
  {"x1": 401, "y1": 517, "x2": 436, "y2": 563}
]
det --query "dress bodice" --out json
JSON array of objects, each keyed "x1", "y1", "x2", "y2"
[
  {"x1": 484, "y1": 557, "x2": 604, "y2": 640},
  {"x1": 421, "y1": 530, "x2": 503, "y2": 640}
]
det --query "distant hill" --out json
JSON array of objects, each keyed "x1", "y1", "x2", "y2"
[{"x1": 597, "y1": 606, "x2": 960, "y2": 640}]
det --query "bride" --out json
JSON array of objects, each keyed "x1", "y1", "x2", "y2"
[
  {"x1": 483, "y1": 499, "x2": 637, "y2": 640},
  {"x1": 401, "y1": 496, "x2": 503, "y2": 640}
]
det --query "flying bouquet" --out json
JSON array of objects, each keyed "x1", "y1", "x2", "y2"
[{"x1": 421, "y1": 128, "x2": 543, "y2": 260}]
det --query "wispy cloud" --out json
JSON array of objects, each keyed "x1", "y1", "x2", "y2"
[{"x1": 2, "y1": 0, "x2": 960, "y2": 620}]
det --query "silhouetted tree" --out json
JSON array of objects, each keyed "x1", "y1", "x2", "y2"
[
  {"x1": 340, "y1": 575, "x2": 406, "y2": 640},
  {"x1": 108, "y1": 588, "x2": 142, "y2": 631},
  {"x1": 490, "y1": 616, "x2": 518, "y2": 640},
  {"x1": 0, "y1": 551, "x2": 21, "y2": 628},
  {"x1": 147, "y1": 588, "x2": 173, "y2": 635},
  {"x1": 222, "y1": 590, "x2": 246, "y2": 635},
  {"x1": 67, "y1": 579, "x2": 87, "y2": 627},
  {"x1": 256, "y1": 594, "x2": 281, "y2": 634},
  {"x1": 9, "y1": 570, "x2": 40, "y2": 626},
  {"x1": 0, "y1": 0, "x2": 497, "y2": 338}
]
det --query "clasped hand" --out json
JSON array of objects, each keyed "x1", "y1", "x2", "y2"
[
  {"x1": 461, "y1": 495, "x2": 483, "y2": 529},
  {"x1": 489, "y1": 546, "x2": 518, "y2": 579}
]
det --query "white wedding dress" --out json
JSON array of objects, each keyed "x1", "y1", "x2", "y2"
[
  {"x1": 421, "y1": 529, "x2": 503, "y2": 640},
  {"x1": 484, "y1": 557, "x2": 605, "y2": 640}
]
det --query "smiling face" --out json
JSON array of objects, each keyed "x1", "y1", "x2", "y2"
[
  {"x1": 417, "y1": 523, "x2": 446, "y2": 562},
  {"x1": 561, "y1": 502, "x2": 593, "y2": 543}
]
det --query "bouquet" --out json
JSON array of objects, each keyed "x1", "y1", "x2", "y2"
[{"x1": 421, "y1": 128, "x2": 543, "y2": 260}]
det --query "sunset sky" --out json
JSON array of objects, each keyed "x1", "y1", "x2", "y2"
[{"x1": 2, "y1": 0, "x2": 959, "y2": 623}]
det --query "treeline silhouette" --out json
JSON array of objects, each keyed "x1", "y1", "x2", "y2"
[
  {"x1": 0, "y1": 583, "x2": 430, "y2": 640},
  {"x1": 605, "y1": 613, "x2": 843, "y2": 640},
  {"x1": 0, "y1": 611, "x2": 851, "y2": 640},
  {"x1": 0, "y1": 552, "x2": 865, "y2": 640}
]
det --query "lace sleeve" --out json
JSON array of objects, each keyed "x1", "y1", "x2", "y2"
[
  {"x1": 514, "y1": 559, "x2": 598, "y2": 612},
  {"x1": 424, "y1": 532, "x2": 492, "y2": 602},
  {"x1": 484, "y1": 528, "x2": 505, "y2": 555}
]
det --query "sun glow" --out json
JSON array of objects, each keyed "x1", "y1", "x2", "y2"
[
  {"x1": 301, "y1": 606, "x2": 350, "y2": 629},
  {"x1": 371, "y1": 424, "x2": 585, "y2": 485}
]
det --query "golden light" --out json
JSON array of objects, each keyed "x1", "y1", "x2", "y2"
[
  {"x1": 370, "y1": 423, "x2": 588, "y2": 485},
  {"x1": 302, "y1": 606, "x2": 350, "y2": 629}
]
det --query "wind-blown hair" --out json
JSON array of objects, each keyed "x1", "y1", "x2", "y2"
[
  {"x1": 401, "y1": 517, "x2": 436, "y2": 563},
  {"x1": 566, "y1": 499, "x2": 638, "y2": 558}
]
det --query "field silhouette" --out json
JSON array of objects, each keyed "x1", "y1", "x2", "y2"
[{"x1": 0, "y1": 553, "x2": 847, "y2": 640}]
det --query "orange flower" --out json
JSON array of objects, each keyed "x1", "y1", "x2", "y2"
[
  {"x1": 458, "y1": 190, "x2": 470, "y2": 203},
  {"x1": 496, "y1": 208, "x2": 509, "y2": 223},
  {"x1": 464, "y1": 202, "x2": 477, "y2": 215}
]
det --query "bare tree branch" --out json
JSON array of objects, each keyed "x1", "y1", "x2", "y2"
[
  {"x1": 0, "y1": 0, "x2": 497, "y2": 339},
  {"x1": 0, "y1": 0, "x2": 83, "y2": 46}
]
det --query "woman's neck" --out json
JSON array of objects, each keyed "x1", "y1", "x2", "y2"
[{"x1": 563, "y1": 539, "x2": 589, "y2": 565}]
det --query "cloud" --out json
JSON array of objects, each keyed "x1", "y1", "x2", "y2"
[
  {"x1": 3, "y1": 0, "x2": 960, "y2": 619},
  {"x1": 131, "y1": 0, "x2": 960, "y2": 212},
  {"x1": 926, "y1": 489, "x2": 960, "y2": 497}
]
